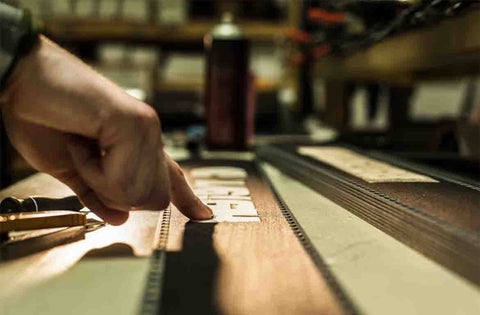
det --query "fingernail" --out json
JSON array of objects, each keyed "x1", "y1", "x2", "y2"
[
  {"x1": 193, "y1": 198, "x2": 214, "y2": 220},
  {"x1": 205, "y1": 205, "x2": 214, "y2": 219}
]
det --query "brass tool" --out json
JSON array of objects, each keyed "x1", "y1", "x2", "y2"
[
  {"x1": 0, "y1": 211, "x2": 87, "y2": 234},
  {"x1": 0, "y1": 211, "x2": 105, "y2": 259}
]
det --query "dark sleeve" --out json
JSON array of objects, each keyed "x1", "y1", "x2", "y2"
[{"x1": 0, "y1": 1, "x2": 36, "y2": 90}]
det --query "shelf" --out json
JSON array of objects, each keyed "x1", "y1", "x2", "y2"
[
  {"x1": 157, "y1": 77, "x2": 282, "y2": 93},
  {"x1": 45, "y1": 19, "x2": 292, "y2": 42},
  {"x1": 315, "y1": 10, "x2": 480, "y2": 81}
]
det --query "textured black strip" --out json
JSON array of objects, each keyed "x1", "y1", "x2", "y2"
[
  {"x1": 139, "y1": 207, "x2": 172, "y2": 315},
  {"x1": 258, "y1": 164, "x2": 360, "y2": 315}
]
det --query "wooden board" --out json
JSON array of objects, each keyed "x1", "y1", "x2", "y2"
[
  {"x1": 0, "y1": 165, "x2": 345, "y2": 314},
  {"x1": 0, "y1": 173, "x2": 162, "y2": 311},
  {"x1": 161, "y1": 160, "x2": 342, "y2": 314},
  {"x1": 258, "y1": 144, "x2": 480, "y2": 287},
  {"x1": 45, "y1": 20, "x2": 292, "y2": 42},
  {"x1": 261, "y1": 162, "x2": 480, "y2": 315}
]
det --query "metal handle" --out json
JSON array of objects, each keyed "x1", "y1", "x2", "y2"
[{"x1": 0, "y1": 196, "x2": 83, "y2": 214}]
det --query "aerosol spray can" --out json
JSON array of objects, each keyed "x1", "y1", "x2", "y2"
[{"x1": 204, "y1": 13, "x2": 254, "y2": 150}]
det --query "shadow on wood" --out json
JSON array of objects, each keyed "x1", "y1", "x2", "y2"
[
  {"x1": 161, "y1": 223, "x2": 219, "y2": 314},
  {"x1": 83, "y1": 242, "x2": 135, "y2": 258}
]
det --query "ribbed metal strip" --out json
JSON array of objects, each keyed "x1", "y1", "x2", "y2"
[
  {"x1": 139, "y1": 207, "x2": 171, "y2": 315},
  {"x1": 258, "y1": 164, "x2": 360, "y2": 315}
]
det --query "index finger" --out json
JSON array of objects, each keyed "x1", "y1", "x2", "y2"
[{"x1": 164, "y1": 153, "x2": 213, "y2": 220}]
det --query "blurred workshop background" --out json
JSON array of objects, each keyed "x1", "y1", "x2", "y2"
[{"x1": 1, "y1": 0, "x2": 479, "y2": 186}]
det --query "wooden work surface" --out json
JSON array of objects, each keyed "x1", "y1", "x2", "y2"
[
  {"x1": 0, "y1": 173, "x2": 162, "y2": 314},
  {"x1": 163, "y1": 160, "x2": 341, "y2": 314},
  {"x1": 0, "y1": 163, "x2": 343, "y2": 314}
]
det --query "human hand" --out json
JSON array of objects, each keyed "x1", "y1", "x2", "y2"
[{"x1": 0, "y1": 35, "x2": 212, "y2": 225}]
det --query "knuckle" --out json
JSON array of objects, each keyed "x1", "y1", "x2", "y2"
[
  {"x1": 143, "y1": 105, "x2": 159, "y2": 122},
  {"x1": 137, "y1": 105, "x2": 160, "y2": 130},
  {"x1": 101, "y1": 103, "x2": 159, "y2": 141},
  {"x1": 98, "y1": 108, "x2": 125, "y2": 144},
  {"x1": 158, "y1": 136, "x2": 165, "y2": 150},
  {"x1": 174, "y1": 164, "x2": 185, "y2": 178}
]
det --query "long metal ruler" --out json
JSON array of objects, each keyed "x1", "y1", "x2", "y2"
[
  {"x1": 138, "y1": 206, "x2": 171, "y2": 315},
  {"x1": 257, "y1": 145, "x2": 480, "y2": 287}
]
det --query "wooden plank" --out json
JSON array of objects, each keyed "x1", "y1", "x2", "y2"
[
  {"x1": 0, "y1": 173, "x2": 161, "y2": 307},
  {"x1": 316, "y1": 10, "x2": 480, "y2": 80},
  {"x1": 162, "y1": 160, "x2": 342, "y2": 314},
  {"x1": 0, "y1": 163, "x2": 342, "y2": 314},
  {"x1": 0, "y1": 173, "x2": 161, "y2": 256},
  {"x1": 261, "y1": 162, "x2": 480, "y2": 315},
  {"x1": 45, "y1": 20, "x2": 291, "y2": 42},
  {"x1": 257, "y1": 144, "x2": 480, "y2": 286},
  {"x1": 157, "y1": 77, "x2": 283, "y2": 93}
]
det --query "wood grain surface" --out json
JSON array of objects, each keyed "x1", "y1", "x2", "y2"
[
  {"x1": 0, "y1": 166, "x2": 343, "y2": 314},
  {"x1": 0, "y1": 173, "x2": 162, "y2": 307},
  {"x1": 258, "y1": 144, "x2": 480, "y2": 287},
  {"x1": 262, "y1": 163, "x2": 480, "y2": 315},
  {"x1": 162, "y1": 160, "x2": 342, "y2": 314}
]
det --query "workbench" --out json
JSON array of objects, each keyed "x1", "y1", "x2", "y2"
[{"x1": 0, "y1": 151, "x2": 479, "y2": 315}]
